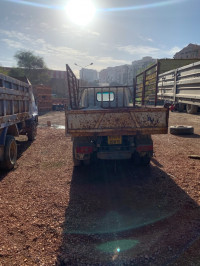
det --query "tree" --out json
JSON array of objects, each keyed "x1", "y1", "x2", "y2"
[
  {"x1": 9, "y1": 50, "x2": 50, "y2": 85},
  {"x1": 14, "y1": 50, "x2": 46, "y2": 71}
]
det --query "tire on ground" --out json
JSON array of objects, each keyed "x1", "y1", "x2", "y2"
[
  {"x1": 170, "y1": 125, "x2": 194, "y2": 135},
  {"x1": 1, "y1": 135, "x2": 17, "y2": 170},
  {"x1": 83, "y1": 158, "x2": 90, "y2": 166},
  {"x1": 72, "y1": 138, "x2": 81, "y2": 167},
  {"x1": 186, "y1": 104, "x2": 198, "y2": 114},
  {"x1": 141, "y1": 155, "x2": 151, "y2": 166},
  {"x1": 27, "y1": 121, "x2": 37, "y2": 141},
  {"x1": 177, "y1": 103, "x2": 185, "y2": 112}
]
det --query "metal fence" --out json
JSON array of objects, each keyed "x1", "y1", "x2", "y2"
[
  {"x1": 66, "y1": 64, "x2": 159, "y2": 110},
  {"x1": 135, "y1": 63, "x2": 159, "y2": 106}
]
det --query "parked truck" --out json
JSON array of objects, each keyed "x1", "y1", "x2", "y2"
[
  {"x1": 0, "y1": 73, "x2": 38, "y2": 170},
  {"x1": 65, "y1": 65, "x2": 169, "y2": 166},
  {"x1": 136, "y1": 59, "x2": 200, "y2": 114}
]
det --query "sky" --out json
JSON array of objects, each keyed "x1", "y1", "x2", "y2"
[{"x1": 0, "y1": 0, "x2": 200, "y2": 75}]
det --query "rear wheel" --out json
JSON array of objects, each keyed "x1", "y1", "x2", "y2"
[
  {"x1": 133, "y1": 152, "x2": 151, "y2": 166},
  {"x1": 177, "y1": 103, "x2": 185, "y2": 112},
  {"x1": 186, "y1": 104, "x2": 198, "y2": 114},
  {"x1": 27, "y1": 121, "x2": 37, "y2": 141},
  {"x1": 72, "y1": 139, "x2": 81, "y2": 167},
  {"x1": 83, "y1": 158, "x2": 90, "y2": 166},
  {"x1": 1, "y1": 135, "x2": 17, "y2": 170},
  {"x1": 141, "y1": 155, "x2": 151, "y2": 166}
]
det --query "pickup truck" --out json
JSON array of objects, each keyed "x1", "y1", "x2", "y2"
[
  {"x1": 0, "y1": 73, "x2": 38, "y2": 170},
  {"x1": 65, "y1": 64, "x2": 169, "y2": 166}
]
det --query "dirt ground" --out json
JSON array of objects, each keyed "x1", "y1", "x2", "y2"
[{"x1": 0, "y1": 110, "x2": 200, "y2": 265}]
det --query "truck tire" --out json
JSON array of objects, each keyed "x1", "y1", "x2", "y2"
[
  {"x1": 2, "y1": 135, "x2": 17, "y2": 170},
  {"x1": 141, "y1": 155, "x2": 151, "y2": 166},
  {"x1": 170, "y1": 125, "x2": 194, "y2": 135},
  {"x1": 177, "y1": 103, "x2": 185, "y2": 112},
  {"x1": 27, "y1": 121, "x2": 37, "y2": 141},
  {"x1": 73, "y1": 157, "x2": 81, "y2": 167},
  {"x1": 186, "y1": 104, "x2": 198, "y2": 114},
  {"x1": 72, "y1": 140, "x2": 81, "y2": 167},
  {"x1": 83, "y1": 158, "x2": 90, "y2": 166}
]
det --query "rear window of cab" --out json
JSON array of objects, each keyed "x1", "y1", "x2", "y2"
[{"x1": 96, "y1": 92, "x2": 114, "y2": 102}]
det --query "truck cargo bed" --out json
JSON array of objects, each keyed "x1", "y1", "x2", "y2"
[{"x1": 66, "y1": 107, "x2": 168, "y2": 137}]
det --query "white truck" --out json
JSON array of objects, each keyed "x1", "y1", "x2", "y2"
[
  {"x1": 158, "y1": 61, "x2": 200, "y2": 113},
  {"x1": 65, "y1": 65, "x2": 169, "y2": 166},
  {"x1": 0, "y1": 73, "x2": 38, "y2": 170},
  {"x1": 136, "y1": 59, "x2": 200, "y2": 114}
]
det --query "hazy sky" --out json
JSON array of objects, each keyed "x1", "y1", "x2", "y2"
[{"x1": 0, "y1": 0, "x2": 200, "y2": 75}]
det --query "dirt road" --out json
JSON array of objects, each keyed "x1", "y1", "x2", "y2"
[{"x1": 0, "y1": 111, "x2": 200, "y2": 265}]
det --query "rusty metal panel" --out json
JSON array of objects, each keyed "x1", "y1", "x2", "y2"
[{"x1": 66, "y1": 107, "x2": 168, "y2": 136}]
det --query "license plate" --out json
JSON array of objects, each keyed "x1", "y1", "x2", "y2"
[{"x1": 108, "y1": 136, "x2": 122, "y2": 145}]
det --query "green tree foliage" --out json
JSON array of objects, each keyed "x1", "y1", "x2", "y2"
[
  {"x1": 9, "y1": 50, "x2": 50, "y2": 85},
  {"x1": 9, "y1": 67, "x2": 24, "y2": 78},
  {"x1": 14, "y1": 50, "x2": 46, "y2": 70}
]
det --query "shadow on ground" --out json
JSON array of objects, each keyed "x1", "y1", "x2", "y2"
[
  {"x1": 57, "y1": 161, "x2": 200, "y2": 265},
  {"x1": 176, "y1": 133, "x2": 200, "y2": 139},
  {"x1": 16, "y1": 138, "x2": 33, "y2": 159}
]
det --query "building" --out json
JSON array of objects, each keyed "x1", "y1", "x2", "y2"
[
  {"x1": 80, "y1": 68, "x2": 98, "y2": 83},
  {"x1": 99, "y1": 57, "x2": 156, "y2": 85},
  {"x1": 132, "y1": 56, "x2": 156, "y2": 76},
  {"x1": 174, "y1": 43, "x2": 200, "y2": 59}
]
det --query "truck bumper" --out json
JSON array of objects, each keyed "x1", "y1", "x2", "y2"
[{"x1": 97, "y1": 151, "x2": 132, "y2": 160}]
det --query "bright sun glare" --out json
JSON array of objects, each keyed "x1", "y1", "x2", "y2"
[{"x1": 66, "y1": 0, "x2": 96, "y2": 26}]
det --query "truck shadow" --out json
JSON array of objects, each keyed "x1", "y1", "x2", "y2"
[
  {"x1": 176, "y1": 133, "x2": 200, "y2": 139},
  {"x1": 57, "y1": 161, "x2": 200, "y2": 265},
  {"x1": 16, "y1": 138, "x2": 33, "y2": 159}
]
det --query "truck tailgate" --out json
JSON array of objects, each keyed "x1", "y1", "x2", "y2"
[{"x1": 66, "y1": 107, "x2": 169, "y2": 136}]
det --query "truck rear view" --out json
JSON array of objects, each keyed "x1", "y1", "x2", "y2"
[
  {"x1": 65, "y1": 64, "x2": 169, "y2": 166},
  {"x1": 0, "y1": 73, "x2": 38, "y2": 170}
]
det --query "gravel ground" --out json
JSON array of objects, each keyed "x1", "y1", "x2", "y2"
[{"x1": 0, "y1": 111, "x2": 200, "y2": 265}]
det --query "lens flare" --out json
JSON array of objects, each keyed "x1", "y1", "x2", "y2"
[
  {"x1": 98, "y1": 0, "x2": 186, "y2": 13},
  {"x1": 65, "y1": 0, "x2": 96, "y2": 26},
  {"x1": 96, "y1": 239, "x2": 139, "y2": 254},
  {"x1": 5, "y1": 0, "x2": 62, "y2": 9},
  {"x1": 4, "y1": 0, "x2": 186, "y2": 13}
]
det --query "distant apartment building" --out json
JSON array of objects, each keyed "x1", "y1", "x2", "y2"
[
  {"x1": 80, "y1": 68, "x2": 98, "y2": 82},
  {"x1": 132, "y1": 56, "x2": 156, "y2": 76},
  {"x1": 99, "y1": 65, "x2": 132, "y2": 85},
  {"x1": 174, "y1": 43, "x2": 200, "y2": 59},
  {"x1": 99, "y1": 57, "x2": 156, "y2": 85}
]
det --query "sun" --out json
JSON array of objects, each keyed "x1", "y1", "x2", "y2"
[{"x1": 66, "y1": 0, "x2": 96, "y2": 26}]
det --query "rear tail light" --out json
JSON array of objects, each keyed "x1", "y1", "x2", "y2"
[{"x1": 76, "y1": 146, "x2": 93, "y2": 154}]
